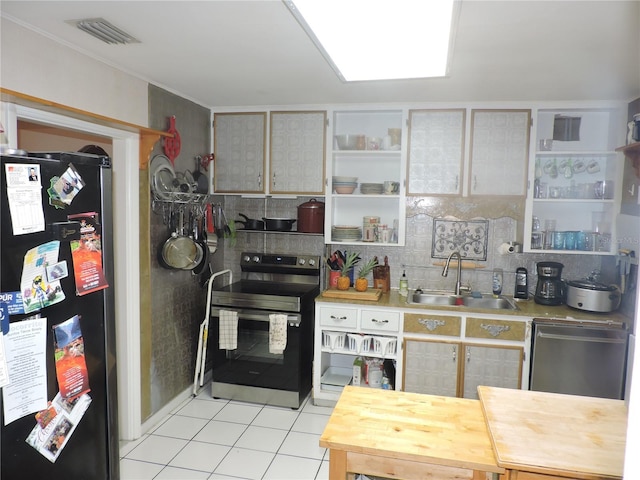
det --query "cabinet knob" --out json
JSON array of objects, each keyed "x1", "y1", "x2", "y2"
[{"x1": 452, "y1": 346, "x2": 456, "y2": 362}]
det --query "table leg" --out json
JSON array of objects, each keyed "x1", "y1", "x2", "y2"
[{"x1": 328, "y1": 449, "x2": 348, "y2": 480}]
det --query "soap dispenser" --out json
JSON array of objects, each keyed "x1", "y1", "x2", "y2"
[{"x1": 399, "y1": 270, "x2": 409, "y2": 297}]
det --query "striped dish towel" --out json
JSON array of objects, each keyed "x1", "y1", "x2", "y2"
[
  {"x1": 269, "y1": 314, "x2": 288, "y2": 354},
  {"x1": 219, "y1": 310, "x2": 238, "y2": 350}
]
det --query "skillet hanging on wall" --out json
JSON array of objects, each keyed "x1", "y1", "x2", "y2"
[{"x1": 163, "y1": 115, "x2": 182, "y2": 164}]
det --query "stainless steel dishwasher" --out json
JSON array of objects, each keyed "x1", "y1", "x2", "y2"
[{"x1": 530, "y1": 318, "x2": 629, "y2": 399}]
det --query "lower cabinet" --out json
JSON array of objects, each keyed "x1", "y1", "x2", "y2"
[
  {"x1": 403, "y1": 339, "x2": 523, "y2": 399},
  {"x1": 313, "y1": 304, "x2": 401, "y2": 406}
]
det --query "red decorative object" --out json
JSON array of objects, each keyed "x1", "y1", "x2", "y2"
[
  {"x1": 163, "y1": 115, "x2": 181, "y2": 163},
  {"x1": 201, "y1": 153, "x2": 215, "y2": 171}
]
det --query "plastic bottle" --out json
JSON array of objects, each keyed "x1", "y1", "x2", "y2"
[
  {"x1": 399, "y1": 270, "x2": 408, "y2": 297},
  {"x1": 492, "y1": 268, "x2": 503, "y2": 296}
]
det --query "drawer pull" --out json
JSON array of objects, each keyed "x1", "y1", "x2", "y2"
[
  {"x1": 330, "y1": 315, "x2": 347, "y2": 321},
  {"x1": 418, "y1": 318, "x2": 445, "y2": 331},
  {"x1": 480, "y1": 323, "x2": 510, "y2": 337},
  {"x1": 371, "y1": 318, "x2": 389, "y2": 324}
]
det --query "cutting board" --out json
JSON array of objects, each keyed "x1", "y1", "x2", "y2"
[
  {"x1": 477, "y1": 386, "x2": 627, "y2": 479},
  {"x1": 321, "y1": 288, "x2": 382, "y2": 301}
]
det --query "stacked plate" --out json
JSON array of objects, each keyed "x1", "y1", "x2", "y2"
[
  {"x1": 360, "y1": 183, "x2": 384, "y2": 195},
  {"x1": 331, "y1": 225, "x2": 362, "y2": 242}
]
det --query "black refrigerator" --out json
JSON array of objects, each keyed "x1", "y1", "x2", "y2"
[{"x1": 0, "y1": 151, "x2": 118, "y2": 479}]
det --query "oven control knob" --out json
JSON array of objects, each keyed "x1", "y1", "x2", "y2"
[
  {"x1": 308, "y1": 258, "x2": 316, "y2": 266},
  {"x1": 242, "y1": 255, "x2": 251, "y2": 263},
  {"x1": 298, "y1": 258, "x2": 306, "y2": 265},
  {"x1": 252, "y1": 256, "x2": 260, "y2": 263}
]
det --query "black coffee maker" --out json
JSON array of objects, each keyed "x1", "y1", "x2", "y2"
[{"x1": 534, "y1": 262, "x2": 565, "y2": 305}]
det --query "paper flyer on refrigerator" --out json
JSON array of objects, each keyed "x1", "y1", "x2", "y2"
[
  {"x1": 26, "y1": 392, "x2": 92, "y2": 463},
  {"x1": 53, "y1": 315, "x2": 90, "y2": 401},
  {"x1": 20, "y1": 241, "x2": 66, "y2": 313},
  {"x1": 3, "y1": 163, "x2": 45, "y2": 235},
  {"x1": 67, "y1": 213, "x2": 108, "y2": 296},
  {"x1": 2, "y1": 317, "x2": 48, "y2": 425}
]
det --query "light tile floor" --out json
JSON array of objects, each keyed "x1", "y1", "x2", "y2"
[{"x1": 120, "y1": 384, "x2": 334, "y2": 480}]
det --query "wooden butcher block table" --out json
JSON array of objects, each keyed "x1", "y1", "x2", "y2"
[
  {"x1": 319, "y1": 386, "x2": 504, "y2": 480},
  {"x1": 477, "y1": 386, "x2": 627, "y2": 480}
]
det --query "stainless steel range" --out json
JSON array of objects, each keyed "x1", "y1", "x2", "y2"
[{"x1": 208, "y1": 252, "x2": 320, "y2": 408}]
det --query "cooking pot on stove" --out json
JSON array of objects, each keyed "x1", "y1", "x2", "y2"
[
  {"x1": 297, "y1": 198, "x2": 325, "y2": 233},
  {"x1": 565, "y1": 280, "x2": 621, "y2": 313}
]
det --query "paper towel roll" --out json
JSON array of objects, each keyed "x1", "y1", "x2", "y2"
[{"x1": 498, "y1": 243, "x2": 515, "y2": 255}]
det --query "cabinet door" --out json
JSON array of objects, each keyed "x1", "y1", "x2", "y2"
[
  {"x1": 407, "y1": 109, "x2": 465, "y2": 195},
  {"x1": 469, "y1": 109, "x2": 530, "y2": 196},
  {"x1": 461, "y1": 344, "x2": 522, "y2": 399},
  {"x1": 270, "y1": 111, "x2": 326, "y2": 194},
  {"x1": 214, "y1": 112, "x2": 266, "y2": 193},
  {"x1": 402, "y1": 339, "x2": 458, "y2": 397}
]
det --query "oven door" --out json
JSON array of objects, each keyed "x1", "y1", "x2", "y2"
[{"x1": 209, "y1": 307, "x2": 305, "y2": 392}]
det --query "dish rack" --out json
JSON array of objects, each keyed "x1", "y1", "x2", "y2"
[{"x1": 322, "y1": 331, "x2": 397, "y2": 358}]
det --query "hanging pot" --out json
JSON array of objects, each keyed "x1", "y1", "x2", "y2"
[
  {"x1": 161, "y1": 210, "x2": 200, "y2": 269},
  {"x1": 297, "y1": 198, "x2": 325, "y2": 233},
  {"x1": 237, "y1": 213, "x2": 264, "y2": 230}
]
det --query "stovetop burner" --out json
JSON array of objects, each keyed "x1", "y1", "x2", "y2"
[{"x1": 211, "y1": 252, "x2": 321, "y2": 313}]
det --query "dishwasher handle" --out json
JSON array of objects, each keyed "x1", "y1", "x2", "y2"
[{"x1": 537, "y1": 330, "x2": 627, "y2": 344}]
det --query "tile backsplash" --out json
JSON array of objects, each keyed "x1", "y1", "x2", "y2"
[{"x1": 221, "y1": 195, "x2": 612, "y2": 300}]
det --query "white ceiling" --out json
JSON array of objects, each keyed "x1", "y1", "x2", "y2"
[{"x1": 2, "y1": 0, "x2": 639, "y2": 109}]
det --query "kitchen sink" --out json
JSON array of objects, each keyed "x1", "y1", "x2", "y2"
[
  {"x1": 407, "y1": 291, "x2": 457, "y2": 306},
  {"x1": 460, "y1": 296, "x2": 518, "y2": 310},
  {"x1": 407, "y1": 291, "x2": 518, "y2": 310}
]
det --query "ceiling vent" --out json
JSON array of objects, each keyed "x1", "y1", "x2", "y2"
[{"x1": 68, "y1": 18, "x2": 140, "y2": 45}]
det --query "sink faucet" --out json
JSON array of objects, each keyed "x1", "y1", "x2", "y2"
[{"x1": 442, "y1": 251, "x2": 463, "y2": 296}]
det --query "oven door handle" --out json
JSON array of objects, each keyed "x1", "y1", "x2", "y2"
[{"x1": 211, "y1": 308, "x2": 301, "y2": 327}]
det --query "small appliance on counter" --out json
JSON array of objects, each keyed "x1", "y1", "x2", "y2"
[
  {"x1": 565, "y1": 279, "x2": 622, "y2": 313},
  {"x1": 514, "y1": 267, "x2": 528, "y2": 299},
  {"x1": 534, "y1": 261, "x2": 565, "y2": 305}
]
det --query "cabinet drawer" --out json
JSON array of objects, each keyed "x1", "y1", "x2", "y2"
[
  {"x1": 320, "y1": 307, "x2": 357, "y2": 329},
  {"x1": 361, "y1": 310, "x2": 400, "y2": 332},
  {"x1": 404, "y1": 313, "x2": 461, "y2": 336},
  {"x1": 466, "y1": 317, "x2": 526, "y2": 341}
]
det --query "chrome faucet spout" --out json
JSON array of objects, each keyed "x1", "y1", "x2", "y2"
[{"x1": 442, "y1": 251, "x2": 463, "y2": 296}]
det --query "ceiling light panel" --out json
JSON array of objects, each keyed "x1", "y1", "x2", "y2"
[{"x1": 285, "y1": 0, "x2": 457, "y2": 82}]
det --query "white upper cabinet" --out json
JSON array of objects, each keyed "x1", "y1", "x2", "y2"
[
  {"x1": 213, "y1": 110, "x2": 326, "y2": 195},
  {"x1": 469, "y1": 109, "x2": 531, "y2": 197},
  {"x1": 213, "y1": 112, "x2": 266, "y2": 193},
  {"x1": 269, "y1": 111, "x2": 326, "y2": 195},
  {"x1": 407, "y1": 109, "x2": 465, "y2": 195}
]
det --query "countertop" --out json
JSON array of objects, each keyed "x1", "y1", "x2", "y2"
[
  {"x1": 316, "y1": 289, "x2": 631, "y2": 324},
  {"x1": 478, "y1": 386, "x2": 627, "y2": 479},
  {"x1": 319, "y1": 385, "x2": 504, "y2": 474}
]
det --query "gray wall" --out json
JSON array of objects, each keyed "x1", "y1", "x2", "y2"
[{"x1": 147, "y1": 85, "x2": 218, "y2": 416}]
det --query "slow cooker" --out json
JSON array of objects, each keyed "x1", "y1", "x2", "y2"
[{"x1": 565, "y1": 280, "x2": 621, "y2": 313}]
